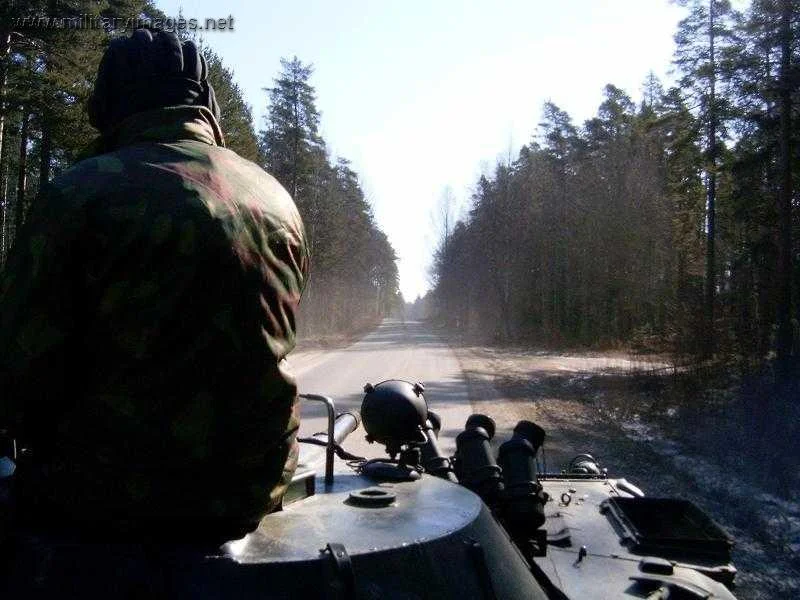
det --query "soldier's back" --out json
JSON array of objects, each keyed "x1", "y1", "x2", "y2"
[{"x1": 17, "y1": 106, "x2": 307, "y2": 529}]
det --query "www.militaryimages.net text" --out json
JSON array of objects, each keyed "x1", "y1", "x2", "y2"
[{"x1": 12, "y1": 14, "x2": 235, "y2": 32}]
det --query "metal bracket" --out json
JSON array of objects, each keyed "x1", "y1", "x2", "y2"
[
  {"x1": 465, "y1": 538, "x2": 497, "y2": 600},
  {"x1": 323, "y1": 542, "x2": 355, "y2": 598}
]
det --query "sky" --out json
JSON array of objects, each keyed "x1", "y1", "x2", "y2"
[{"x1": 156, "y1": 0, "x2": 688, "y2": 301}]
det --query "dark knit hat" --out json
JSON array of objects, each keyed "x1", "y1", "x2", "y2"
[{"x1": 88, "y1": 29, "x2": 220, "y2": 132}]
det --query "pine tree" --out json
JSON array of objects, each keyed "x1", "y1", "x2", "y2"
[
  {"x1": 259, "y1": 57, "x2": 325, "y2": 202},
  {"x1": 725, "y1": 0, "x2": 800, "y2": 370},
  {"x1": 674, "y1": 0, "x2": 737, "y2": 358},
  {"x1": 774, "y1": 0, "x2": 796, "y2": 375},
  {"x1": 0, "y1": 0, "x2": 165, "y2": 262},
  {"x1": 259, "y1": 57, "x2": 399, "y2": 335}
]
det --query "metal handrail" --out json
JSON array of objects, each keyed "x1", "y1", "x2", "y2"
[{"x1": 298, "y1": 394, "x2": 336, "y2": 487}]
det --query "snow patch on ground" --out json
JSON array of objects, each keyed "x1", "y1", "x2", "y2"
[
  {"x1": 619, "y1": 416, "x2": 681, "y2": 456},
  {"x1": 620, "y1": 415, "x2": 655, "y2": 441}
]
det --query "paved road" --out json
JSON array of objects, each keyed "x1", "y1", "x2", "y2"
[{"x1": 289, "y1": 319, "x2": 473, "y2": 461}]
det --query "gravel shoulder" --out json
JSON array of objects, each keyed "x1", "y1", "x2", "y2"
[{"x1": 448, "y1": 341, "x2": 800, "y2": 600}]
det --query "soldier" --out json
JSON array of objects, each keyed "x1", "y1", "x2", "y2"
[{"x1": 0, "y1": 29, "x2": 309, "y2": 540}]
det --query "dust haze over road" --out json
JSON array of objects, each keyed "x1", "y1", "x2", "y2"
[
  {"x1": 289, "y1": 319, "x2": 659, "y2": 461},
  {"x1": 290, "y1": 319, "x2": 473, "y2": 459}
]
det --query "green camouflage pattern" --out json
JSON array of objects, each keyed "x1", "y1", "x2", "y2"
[{"x1": 0, "y1": 105, "x2": 309, "y2": 528}]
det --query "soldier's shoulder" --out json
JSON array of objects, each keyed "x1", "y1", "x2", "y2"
[
  {"x1": 210, "y1": 148, "x2": 301, "y2": 219},
  {"x1": 58, "y1": 150, "x2": 132, "y2": 180},
  {"x1": 214, "y1": 149, "x2": 289, "y2": 194},
  {"x1": 47, "y1": 150, "x2": 133, "y2": 200}
]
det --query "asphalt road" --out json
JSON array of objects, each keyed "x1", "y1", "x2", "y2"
[{"x1": 289, "y1": 319, "x2": 473, "y2": 461}]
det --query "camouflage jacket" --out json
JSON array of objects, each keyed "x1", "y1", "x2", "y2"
[{"x1": 0, "y1": 106, "x2": 309, "y2": 530}]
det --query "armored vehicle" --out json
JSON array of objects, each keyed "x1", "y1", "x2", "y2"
[{"x1": 0, "y1": 381, "x2": 737, "y2": 598}]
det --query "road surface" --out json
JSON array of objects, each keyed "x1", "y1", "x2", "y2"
[{"x1": 289, "y1": 319, "x2": 472, "y2": 460}]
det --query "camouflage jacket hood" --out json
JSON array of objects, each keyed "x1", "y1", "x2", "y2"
[{"x1": 82, "y1": 105, "x2": 226, "y2": 158}]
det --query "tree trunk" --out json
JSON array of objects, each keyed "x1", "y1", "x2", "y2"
[
  {"x1": 13, "y1": 111, "x2": 29, "y2": 241},
  {"x1": 39, "y1": 120, "x2": 51, "y2": 184},
  {"x1": 775, "y1": 0, "x2": 794, "y2": 376},
  {"x1": 0, "y1": 29, "x2": 10, "y2": 184},
  {"x1": 291, "y1": 90, "x2": 299, "y2": 199},
  {"x1": 703, "y1": 0, "x2": 717, "y2": 359},
  {"x1": 0, "y1": 29, "x2": 10, "y2": 260},
  {"x1": 0, "y1": 160, "x2": 7, "y2": 265}
]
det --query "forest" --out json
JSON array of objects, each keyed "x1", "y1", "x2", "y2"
[
  {"x1": 429, "y1": 0, "x2": 799, "y2": 380},
  {"x1": 1, "y1": 0, "x2": 797, "y2": 371},
  {"x1": 0, "y1": 0, "x2": 400, "y2": 338}
]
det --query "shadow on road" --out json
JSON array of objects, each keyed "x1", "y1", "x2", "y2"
[{"x1": 341, "y1": 320, "x2": 445, "y2": 352}]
